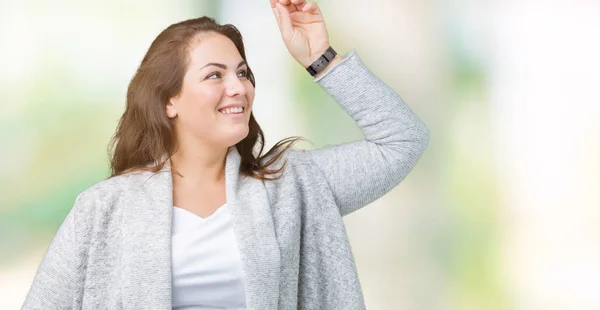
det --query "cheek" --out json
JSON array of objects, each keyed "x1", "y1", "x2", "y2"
[
  {"x1": 178, "y1": 86, "x2": 223, "y2": 127},
  {"x1": 246, "y1": 85, "x2": 255, "y2": 107},
  {"x1": 197, "y1": 86, "x2": 222, "y2": 108},
  {"x1": 182, "y1": 86, "x2": 221, "y2": 112}
]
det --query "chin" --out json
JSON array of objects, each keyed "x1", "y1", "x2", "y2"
[{"x1": 224, "y1": 126, "x2": 250, "y2": 147}]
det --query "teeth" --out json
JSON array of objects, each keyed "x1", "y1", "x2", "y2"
[{"x1": 220, "y1": 107, "x2": 244, "y2": 114}]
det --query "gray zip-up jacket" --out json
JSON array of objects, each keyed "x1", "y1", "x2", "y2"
[{"x1": 22, "y1": 49, "x2": 429, "y2": 310}]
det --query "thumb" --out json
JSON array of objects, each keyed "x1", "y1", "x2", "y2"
[
  {"x1": 272, "y1": 7, "x2": 281, "y2": 25},
  {"x1": 274, "y1": 3, "x2": 294, "y2": 40}
]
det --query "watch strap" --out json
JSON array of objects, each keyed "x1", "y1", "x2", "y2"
[{"x1": 306, "y1": 46, "x2": 337, "y2": 77}]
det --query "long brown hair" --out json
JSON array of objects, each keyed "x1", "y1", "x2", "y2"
[{"x1": 108, "y1": 16, "x2": 304, "y2": 180}]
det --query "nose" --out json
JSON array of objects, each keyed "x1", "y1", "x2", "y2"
[{"x1": 224, "y1": 74, "x2": 247, "y2": 97}]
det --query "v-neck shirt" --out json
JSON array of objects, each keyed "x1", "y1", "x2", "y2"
[{"x1": 171, "y1": 203, "x2": 246, "y2": 309}]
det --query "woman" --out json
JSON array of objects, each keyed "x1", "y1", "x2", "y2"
[{"x1": 22, "y1": 0, "x2": 429, "y2": 309}]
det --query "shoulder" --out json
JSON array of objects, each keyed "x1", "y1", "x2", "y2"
[
  {"x1": 259, "y1": 145, "x2": 316, "y2": 173},
  {"x1": 73, "y1": 170, "x2": 156, "y2": 211},
  {"x1": 260, "y1": 147, "x2": 324, "y2": 186},
  {"x1": 286, "y1": 148, "x2": 316, "y2": 168}
]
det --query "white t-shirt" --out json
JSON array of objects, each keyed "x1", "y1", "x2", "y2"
[{"x1": 171, "y1": 203, "x2": 246, "y2": 310}]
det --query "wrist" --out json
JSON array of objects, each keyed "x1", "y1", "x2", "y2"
[
  {"x1": 305, "y1": 46, "x2": 339, "y2": 78},
  {"x1": 312, "y1": 55, "x2": 344, "y2": 79}
]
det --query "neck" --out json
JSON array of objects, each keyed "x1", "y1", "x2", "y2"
[{"x1": 169, "y1": 144, "x2": 229, "y2": 188}]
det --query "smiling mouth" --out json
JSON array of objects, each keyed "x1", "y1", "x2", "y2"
[{"x1": 218, "y1": 107, "x2": 245, "y2": 115}]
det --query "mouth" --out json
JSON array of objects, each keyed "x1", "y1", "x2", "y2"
[{"x1": 218, "y1": 106, "x2": 246, "y2": 117}]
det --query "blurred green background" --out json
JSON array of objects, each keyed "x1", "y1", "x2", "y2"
[{"x1": 1, "y1": 1, "x2": 599, "y2": 309}]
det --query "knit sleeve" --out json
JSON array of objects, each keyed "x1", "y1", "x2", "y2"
[
  {"x1": 294, "y1": 49, "x2": 430, "y2": 217},
  {"x1": 21, "y1": 194, "x2": 86, "y2": 309}
]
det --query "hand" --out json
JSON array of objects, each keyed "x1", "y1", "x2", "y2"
[{"x1": 270, "y1": 0, "x2": 330, "y2": 68}]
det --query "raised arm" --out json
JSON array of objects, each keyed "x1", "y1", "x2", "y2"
[
  {"x1": 295, "y1": 49, "x2": 429, "y2": 216},
  {"x1": 270, "y1": 0, "x2": 430, "y2": 216}
]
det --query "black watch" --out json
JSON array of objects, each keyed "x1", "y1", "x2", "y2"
[{"x1": 306, "y1": 46, "x2": 337, "y2": 77}]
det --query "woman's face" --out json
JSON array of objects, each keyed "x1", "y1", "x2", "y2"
[{"x1": 166, "y1": 33, "x2": 255, "y2": 149}]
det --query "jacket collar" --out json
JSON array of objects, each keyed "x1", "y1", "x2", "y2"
[{"x1": 121, "y1": 146, "x2": 281, "y2": 309}]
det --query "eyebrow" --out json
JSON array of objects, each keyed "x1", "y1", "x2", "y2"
[{"x1": 200, "y1": 60, "x2": 247, "y2": 70}]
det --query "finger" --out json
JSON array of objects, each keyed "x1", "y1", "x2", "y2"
[
  {"x1": 291, "y1": 0, "x2": 308, "y2": 12},
  {"x1": 275, "y1": 2, "x2": 294, "y2": 39},
  {"x1": 270, "y1": 0, "x2": 277, "y2": 8},
  {"x1": 276, "y1": 0, "x2": 301, "y2": 13},
  {"x1": 301, "y1": 2, "x2": 318, "y2": 12}
]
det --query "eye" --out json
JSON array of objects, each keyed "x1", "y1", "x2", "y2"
[
  {"x1": 238, "y1": 69, "x2": 248, "y2": 78},
  {"x1": 206, "y1": 72, "x2": 222, "y2": 80}
]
